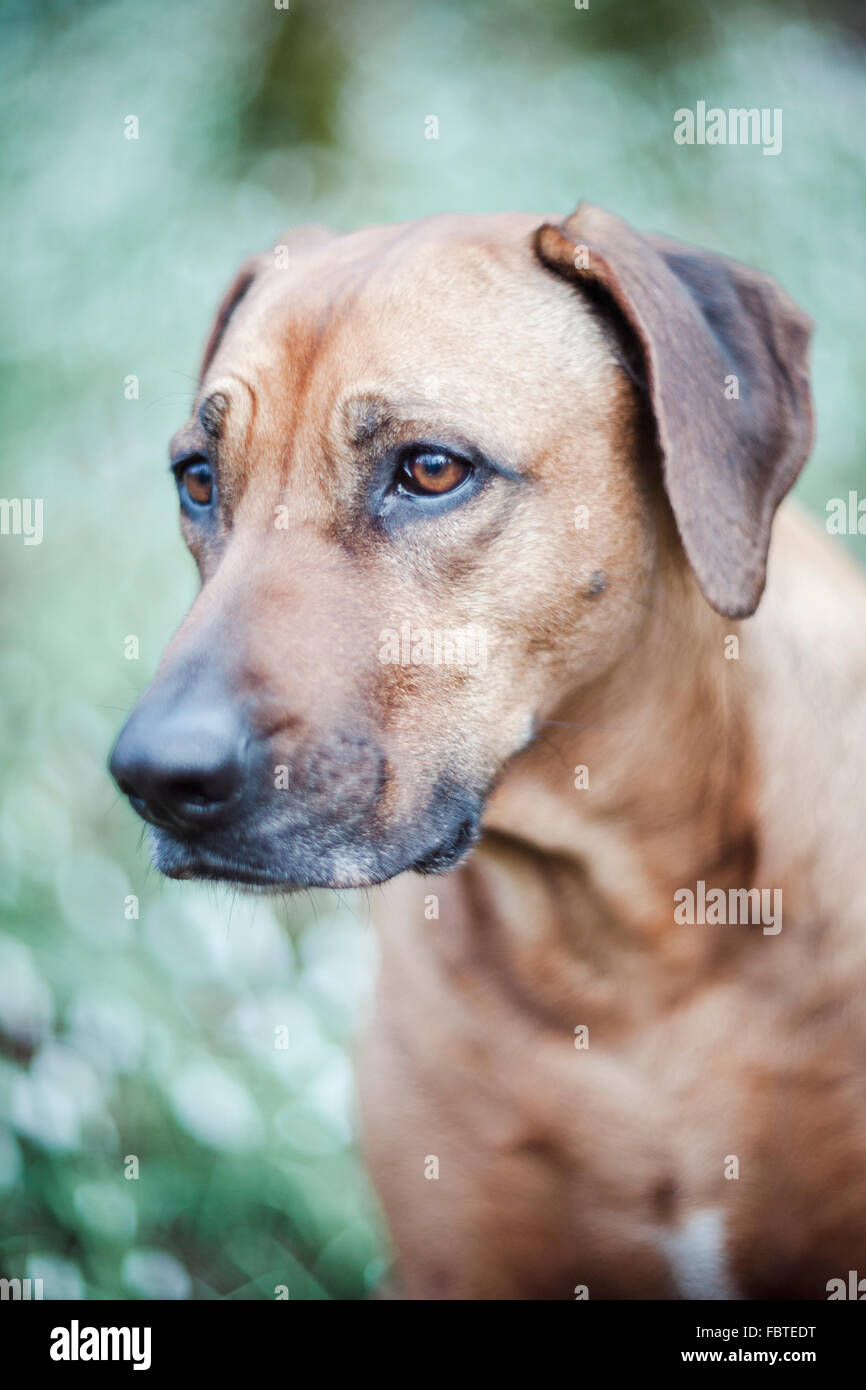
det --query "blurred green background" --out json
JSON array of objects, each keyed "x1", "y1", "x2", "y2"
[{"x1": 0, "y1": 0, "x2": 864, "y2": 1300}]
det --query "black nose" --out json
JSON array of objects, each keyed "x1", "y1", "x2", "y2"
[{"x1": 110, "y1": 692, "x2": 249, "y2": 833}]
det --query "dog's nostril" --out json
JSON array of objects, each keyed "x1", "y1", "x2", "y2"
[{"x1": 167, "y1": 779, "x2": 223, "y2": 808}]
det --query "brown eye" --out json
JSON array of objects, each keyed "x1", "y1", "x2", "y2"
[
  {"x1": 399, "y1": 450, "x2": 471, "y2": 496},
  {"x1": 180, "y1": 459, "x2": 213, "y2": 507}
]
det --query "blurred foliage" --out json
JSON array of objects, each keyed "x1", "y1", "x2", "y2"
[{"x1": 0, "y1": 0, "x2": 864, "y2": 1300}]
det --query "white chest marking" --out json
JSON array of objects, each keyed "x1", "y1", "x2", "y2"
[{"x1": 661, "y1": 1208, "x2": 742, "y2": 1300}]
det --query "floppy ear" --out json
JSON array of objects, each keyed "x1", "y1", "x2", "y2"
[{"x1": 535, "y1": 203, "x2": 814, "y2": 619}]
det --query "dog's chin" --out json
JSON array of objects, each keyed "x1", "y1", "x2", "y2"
[{"x1": 149, "y1": 798, "x2": 483, "y2": 893}]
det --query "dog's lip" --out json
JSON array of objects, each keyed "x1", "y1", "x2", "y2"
[
  {"x1": 153, "y1": 833, "x2": 393, "y2": 892},
  {"x1": 149, "y1": 784, "x2": 486, "y2": 891},
  {"x1": 175, "y1": 865, "x2": 285, "y2": 889},
  {"x1": 152, "y1": 827, "x2": 475, "y2": 893},
  {"x1": 157, "y1": 840, "x2": 294, "y2": 889},
  {"x1": 167, "y1": 852, "x2": 410, "y2": 892}
]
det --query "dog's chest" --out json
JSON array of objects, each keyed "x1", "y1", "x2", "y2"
[{"x1": 362, "y1": 888, "x2": 866, "y2": 1298}]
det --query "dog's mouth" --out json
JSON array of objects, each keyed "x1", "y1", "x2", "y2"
[
  {"x1": 153, "y1": 840, "x2": 303, "y2": 890},
  {"x1": 148, "y1": 788, "x2": 484, "y2": 893},
  {"x1": 409, "y1": 813, "x2": 480, "y2": 873}
]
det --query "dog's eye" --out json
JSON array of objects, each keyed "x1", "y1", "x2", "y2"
[
  {"x1": 398, "y1": 449, "x2": 472, "y2": 497},
  {"x1": 177, "y1": 458, "x2": 214, "y2": 507}
]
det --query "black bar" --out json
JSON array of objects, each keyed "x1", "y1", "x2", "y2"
[{"x1": 1, "y1": 1298, "x2": 858, "y2": 1374}]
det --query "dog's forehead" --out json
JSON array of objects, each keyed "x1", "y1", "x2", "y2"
[
  {"x1": 208, "y1": 211, "x2": 606, "y2": 377},
  {"x1": 253, "y1": 216, "x2": 549, "y2": 345},
  {"x1": 282, "y1": 210, "x2": 551, "y2": 284},
  {"x1": 189, "y1": 212, "x2": 619, "y2": 480}
]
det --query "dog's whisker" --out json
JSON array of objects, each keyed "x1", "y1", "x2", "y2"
[{"x1": 144, "y1": 392, "x2": 197, "y2": 411}]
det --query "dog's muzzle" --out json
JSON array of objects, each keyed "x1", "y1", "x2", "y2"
[{"x1": 109, "y1": 659, "x2": 483, "y2": 890}]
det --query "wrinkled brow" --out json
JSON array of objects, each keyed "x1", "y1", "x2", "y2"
[
  {"x1": 170, "y1": 392, "x2": 230, "y2": 460},
  {"x1": 343, "y1": 392, "x2": 469, "y2": 449},
  {"x1": 199, "y1": 391, "x2": 230, "y2": 440},
  {"x1": 344, "y1": 395, "x2": 397, "y2": 448}
]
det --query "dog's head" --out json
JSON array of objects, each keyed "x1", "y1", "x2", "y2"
[{"x1": 109, "y1": 205, "x2": 812, "y2": 889}]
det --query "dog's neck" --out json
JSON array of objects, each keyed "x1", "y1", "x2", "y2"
[{"x1": 482, "y1": 566, "x2": 756, "y2": 941}]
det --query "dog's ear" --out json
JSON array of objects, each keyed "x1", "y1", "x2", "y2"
[{"x1": 535, "y1": 203, "x2": 814, "y2": 618}]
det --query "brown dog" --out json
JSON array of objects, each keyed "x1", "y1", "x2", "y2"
[{"x1": 110, "y1": 204, "x2": 866, "y2": 1299}]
